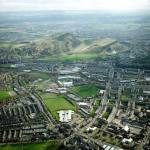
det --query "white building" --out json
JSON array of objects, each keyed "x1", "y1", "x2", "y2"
[
  {"x1": 145, "y1": 77, "x2": 150, "y2": 81},
  {"x1": 58, "y1": 75, "x2": 80, "y2": 80},
  {"x1": 123, "y1": 125, "x2": 129, "y2": 132},
  {"x1": 57, "y1": 87, "x2": 67, "y2": 94},
  {"x1": 59, "y1": 67, "x2": 81, "y2": 75},
  {"x1": 86, "y1": 127, "x2": 97, "y2": 132},
  {"x1": 58, "y1": 80, "x2": 73, "y2": 87},
  {"x1": 78, "y1": 102, "x2": 89, "y2": 106},
  {"x1": 78, "y1": 102, "x2": 90, "y2": 109},
  {"x1": 99, "y1": 90, "x2": 106, "y2": 95},
  {"x1": 143, "y1": 90, "x2": 150, "y2": 94},
  {"x1": 122, "y1": 138, "x2": 133, "y2": 144},
  {"x1": 29, "y1": 113, "x2": 36, "y2": 119},
  {"x1": 23, "y1": 69, "x2": 31, "y2": 73},
  {"x1": 57, "y1": 110, "x2": 74, "y2": 122},
  {"x1": 63, "y1": 81, "x2": 73, "y2": 87},
  {"x1": 139, "y1": 96, "x2": 144, "y2": 101}
]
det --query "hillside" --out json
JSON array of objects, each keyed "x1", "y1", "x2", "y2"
[
  {"x1": 0, "y1": 33, "x2": 130, "y2": 63},
  {"x1": 71, "y1": 38, "x2": 129, "y2": 54},
  {"x1": 27, "y1": 33, "x2": 81, "y2": 55},
  {"x1": 0, "y1": 33, "x2": 81, "y2": 62}
]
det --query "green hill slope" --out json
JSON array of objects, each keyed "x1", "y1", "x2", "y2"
[{"x1": 0, "y1": 33, "x2": 130, "y2": 62}]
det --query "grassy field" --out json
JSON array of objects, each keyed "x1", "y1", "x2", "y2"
[
  {"x1": 26, "y1": 71, "x2": 49, "y2": 80},
  {"x1": 0, "y1": 64, "x2": 18, "y2": 69},
  {"x1": 0, "y1": 90, "x2": 11, "y2": 101},
  {"x1": 33, "y1": 79, "x2": 53, "y2": 90},
  {"x1": 39, "y1": 51, "x2": 110, "y2": 62},
  {"x1": 41, "y1": 93, "x2": 76, "y2": 120},
  {"x1": 71, "y1": 84, "x2": 99, "y2": 97},
  {"x1": 0, "y1": 140, "x2": 62, "y2": 150},
  {"x1": 39, "y1": 53, "x2": 98, "y2": 61},
  {"x1": 0, "y1": 64, "x2": 12, "y2": 68}
]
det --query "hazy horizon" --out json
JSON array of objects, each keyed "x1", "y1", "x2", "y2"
[{"x1": 0, "y1": 0, "x2": 150, "y2": 12}]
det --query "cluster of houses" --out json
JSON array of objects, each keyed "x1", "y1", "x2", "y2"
[
  {"x1": 1, "y1": 61, "x2": 149, "y2": 149},
  {"x1": 0, "y1": 94, "x2": 49, "y2": 142}
]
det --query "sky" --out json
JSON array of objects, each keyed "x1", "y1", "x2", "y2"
[{"x1": 0, "y1": 0, "x2": 150, "y2": 12}]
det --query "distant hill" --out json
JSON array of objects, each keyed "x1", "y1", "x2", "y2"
[
  {"x1": 27, "y1": 33, "x2": 81, "y2": 55},
  {"x1": 71, "y1": 38, "x2": 129, "y2": 54},
  {"x1": 0, "y1": 33, "x2": 130, "y2": 63}
]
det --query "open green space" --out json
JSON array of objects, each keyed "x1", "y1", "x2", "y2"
[
  {"x1": 40, "y1": 53, "x2": 98, "y2": 61},
  {"x1": 33, "y1": 79, "x2": 53, "y2": 90},
  {"x1": 41, "y1": 93, "x2": 76, "y2": 120},
  {"x1": 26, "y1": 71, "x2": 49, "y2": 80},
  {"x1": 0, "y1": 64, "x2": 12, "y2": 68},
  {"x1": 71, "y1": 84, "x2": 99, "y2": 97},
  {"x1": 0, "y1": 64, "x2": 17, "y2": 69},
  {"x1": 0, "y1": 90, "x2": 11, "y2": 101},
  {"x1": 103, "y1": 111, "x2": 110, "y2": 119},
  {"x1": 0, "y1": 140, "x2": 62, "y2": 150},
  {"x1": 95, "y1": 99, "x2": 101, "y2": 106},
  {"x1": 39, "y1": 52, "x2": 109, "y2": 62},
  {"x1": 121, "y1": 95, "x2": 130, "y2": 103}
]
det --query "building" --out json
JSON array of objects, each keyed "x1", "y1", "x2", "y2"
[
  {"x1": 57, "y1": 110, "x2": 74, "y2": 122},
  {"x1": 122, "y1": 138, "x2": 133, "y2": 145},
  {"x1": 145, "y1": 77, "x2": 150, "y2": 81},
  {"x1": 58, "y1": 81, "x2": 73, "y2": 87},
  {"x1": 58, "y1": 67, "x2": 81, "y2": 75},
  {"x1": 123, "y1": 125, "x2": 129, "y2": 132},
  {"x1": 86, "y1": 127, "x2": 97, "y2": 132},
  {"x1": 67, "y1": 94, "x2": 81, "y2": 101},
  {"x1": 99, "y1": 90, "x2": 106, "y2": 95},
  {"x1": 63, "y1": 81, "x2": 73, "y2": 87},
  {"x1": 78, "y1": 102, "x2": 90, "y2": 109}
]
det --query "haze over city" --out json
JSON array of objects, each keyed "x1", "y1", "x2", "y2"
[
  {"x1": 0, "y1": 0, "x2": 150, "y2": 150},
  {"x1": 0, "y1": 0, "x2": 150, "y2": 11}
]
